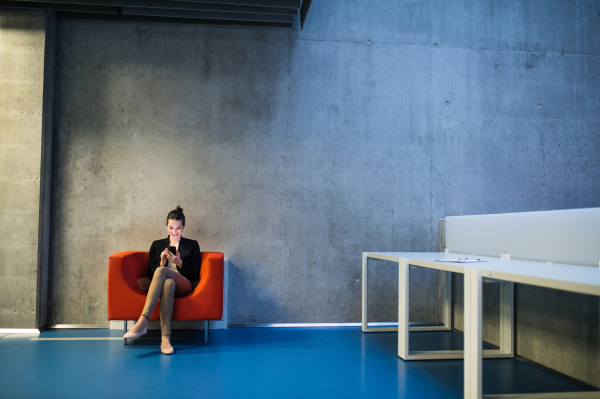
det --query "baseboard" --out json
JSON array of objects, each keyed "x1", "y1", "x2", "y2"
[
  {"x1": 0, "y1": 328, "x2": 41, "y2": 334},
  {"x1": 50, "y1": 324, "x2": 109, "y2": 329},
  {"x1": 229, "y1": 323, "x2": 365, "y2": 328},
  {"x1": 228, "y1": 321, "x2": 442, "y2": 328}
]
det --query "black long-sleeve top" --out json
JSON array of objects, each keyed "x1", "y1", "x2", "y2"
[{"x1": 147, "y1": 236, "x2": 201, "y2": 283}]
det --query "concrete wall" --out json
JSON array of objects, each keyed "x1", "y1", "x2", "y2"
[
  {"x1": 0, "y1": 9, "x2": 54, "y2": 329},
  {"x1": 515, "y1": 286, "x2": 599, "y2": 388},
  {"x1": 48, "y1": 0, "x2": 600, "y2": 329}
]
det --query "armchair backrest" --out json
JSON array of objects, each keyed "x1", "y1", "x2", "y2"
[{"x1": 108, "y1": 251, "x2": 148, "y2": 293}]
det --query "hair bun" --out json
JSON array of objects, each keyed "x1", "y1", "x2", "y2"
[{"x1": 176, "y1": 206, "x2": 183, "y2": 213}]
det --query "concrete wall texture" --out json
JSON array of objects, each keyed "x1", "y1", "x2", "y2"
[
  {"x1": 0, "y1": 9, "x2": 48, "y2": 329},
  {"x1": 49, "y1": 0, "x2": 600, "y2": 325}
]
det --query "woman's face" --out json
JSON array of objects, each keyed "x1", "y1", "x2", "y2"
[{"x1": 167, "y1": 219, "x2": 184, "y2": 241}]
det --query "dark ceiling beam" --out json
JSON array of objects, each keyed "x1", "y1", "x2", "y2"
[
  {"x1": 6, "y1": 0, "x2": 297, "y2": 15},
  {"x1": 123, "y1": 6, "x2": 293, "y2": 23},
  {"x1": 57, "y1": 10, "x2": 293, "y2": 27},
  {"x1": 0, "y1": 0, "x2": 115, "y2": 13},
  {"x1": 0, "y1": 0, "x2": 303, "y2": 27},
  {"x1": 169, "y1": 0, "x2": 299, "y2": 9},
  {"x1": 299, "y1": 0, "x2": 311, "y2": 30}
]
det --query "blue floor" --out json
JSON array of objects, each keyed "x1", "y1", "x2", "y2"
[{"x1": 0, "y1": 328, "x2": 585, "y2": 398}]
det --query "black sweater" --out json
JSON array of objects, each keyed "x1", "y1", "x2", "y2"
[{"x1": 147, "y1": 236, "x2": 201, "y2": 282}]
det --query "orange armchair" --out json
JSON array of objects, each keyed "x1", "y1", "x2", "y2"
[{"x1": 108, "y1": 251, "x2": 224, "y2": 345}]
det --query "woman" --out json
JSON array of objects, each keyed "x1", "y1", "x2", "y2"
[{"x1": 123, "y1": 206, "x2": 201, "y2": 354}]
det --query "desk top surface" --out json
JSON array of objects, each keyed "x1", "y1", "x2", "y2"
[{"x1": 366, "y1": 252, "x2": 600, "y2": 294}]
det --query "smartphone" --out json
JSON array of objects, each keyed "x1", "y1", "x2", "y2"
[{"x1": 168, "y1": 246, "x2": 177, "y2": 255}]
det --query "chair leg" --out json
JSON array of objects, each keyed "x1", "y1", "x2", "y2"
[
  {"x1": 205, "y1": 320, "x2": 208, "y2": 345},
  {"x1": 124, "y1": 320, "x2": 127, "y2": 346}
]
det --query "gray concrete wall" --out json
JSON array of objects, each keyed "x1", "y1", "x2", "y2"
[
  {"x1": 46, "y1": 0, "x2": 600, "y2": 383},
  {"x1": 48, "y1": 0, "x2": 600, "y2": 326},
  {"x1": 48, "y1": 15, "x2": 448, "y2": 326},
  {"x1": 515, "y1": 286, "x2": 599, "y2": 388},
  {"x1": 0, "y1": 9, "x2": 52, "y2": 329}
]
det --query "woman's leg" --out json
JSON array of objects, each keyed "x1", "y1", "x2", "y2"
[
  {"x1": 160, "y1": 278, "x2": 175, "y2": 337},
  {"x1": 158, "y1": 272, "x2": 192, "y2": 353},
  {"x1": 128, "y1": 266, "x2": 192, "y2": 335},
  {"x1": 159, "y1": 278, "x2": 175, "y2": 353},
  {"x1": 127, "y1": 266, "x2": 170, "y2": 334}
]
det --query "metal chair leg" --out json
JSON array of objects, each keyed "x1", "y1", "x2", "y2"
[
  {"x1": 205, "y1": 320, "x2": 208, "y2": 345},
  {"x1": 124, "y1": 320, "x2": 127, "y2": 346}
]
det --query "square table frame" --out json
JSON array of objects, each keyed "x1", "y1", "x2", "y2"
[
  {"x1": 362, "y1": 252, "x2": 452, "y2": 333},
  {"x1": 362, "y1": 252, "x2": 515, "y2": 361}
]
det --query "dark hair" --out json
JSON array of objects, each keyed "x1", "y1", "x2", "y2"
[{"x1": 166, "y1": 206, "x2": 185, "y2": 226}]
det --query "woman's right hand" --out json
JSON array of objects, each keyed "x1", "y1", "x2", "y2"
[{"x1": 160, "y1": 248, "x2": 170, "y2": 266}]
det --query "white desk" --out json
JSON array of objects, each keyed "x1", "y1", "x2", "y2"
[
  {"x1": 363, "y1": 252, "x2": 600, "y2": 398},
  {"x1": 465, "y1": 259, "x2": 600, "y2": 399},
  {"x1": 363, "y1": 252, "x2": 514, "y2": 360}
]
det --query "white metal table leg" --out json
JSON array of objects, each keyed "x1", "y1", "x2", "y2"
[
  {"x1": 362, "y1": 252, "x2": 398, "y2": 333},
  {"x1": 398, "y1": 258, "x2": 410, "y2": 359},
  {"x1": 465, "y1": 268, "x2": 483, "y2": 399},
  {"x1": 441, "y1": 270, "x2": 452, "y2": 330},
  {"x1": 499, "y1": 281, "x2": 514, "y2": 356}
]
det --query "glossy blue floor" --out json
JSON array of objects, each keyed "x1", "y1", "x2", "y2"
[{"x1": 0, "y1": 328, "x2": 585, "y2": 398}]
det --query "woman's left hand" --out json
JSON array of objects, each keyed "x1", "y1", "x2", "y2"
[{"x1": 167, "y1": 249, "x2": 182, "y2": 268}]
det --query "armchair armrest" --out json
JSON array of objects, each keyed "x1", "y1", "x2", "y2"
[
  {"x1": 107, "y1": 251, "x2": 149, "y2": 320},
  {"x1": 186, "y1": 252, "x2": 224, "y2": 320}
]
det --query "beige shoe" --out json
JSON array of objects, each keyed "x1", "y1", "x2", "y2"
[
  {"x1": 161, "y1": 346, "x2": 175, "y2": 355},
  {"x1": 123, "y1": 328, "x2": 147, "y2": 339}
]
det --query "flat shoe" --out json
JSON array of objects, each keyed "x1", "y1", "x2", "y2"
[
  {"x1": 123, "y1": 328, "x2": 147, "y2": 339},
  {"x1": 161, "y1": 347, "x2": 175, "y2": 355}
]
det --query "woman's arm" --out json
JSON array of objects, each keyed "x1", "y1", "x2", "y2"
[
  {"x1": 179, "y1": 241, "x2": 201, "y2": 282},
  {"x1": 147, "y1": 241, "x2": 162, "y2": 280}
]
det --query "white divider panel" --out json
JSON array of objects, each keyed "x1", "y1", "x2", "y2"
[
  {"x1": 446, "y1": 213, "x2": 506, "y2": 257},
  {"x1": 446, "y1": 208, "x2": 600, "y2": 267}
]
